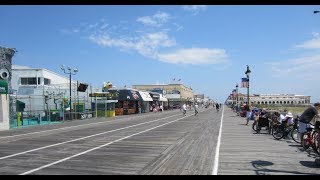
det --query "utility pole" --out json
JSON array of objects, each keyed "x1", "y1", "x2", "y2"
[{"x1": 60, "y1": 65, "x2": 78, "y2": 120}]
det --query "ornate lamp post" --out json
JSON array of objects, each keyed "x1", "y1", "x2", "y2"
[
  {"x1": 245, "y1": 65, "x2": 251, "y2": 105},
  {"x1": 60, "y1": 65, "x2": 78, "y2": 119},
  {"x1": 236, "y1": 83, "x2": 239, "y2": 108}
]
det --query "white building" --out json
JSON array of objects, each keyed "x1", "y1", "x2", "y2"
[
  {"x1": 251, "y1": 94, "x2": 311, "y2": 105},
  {"x1": 11, "y1": 65, "x2": 92, "y2": 115},
  {"x1": 227, "y1": 93, "x2": 311, "y2": 105}
]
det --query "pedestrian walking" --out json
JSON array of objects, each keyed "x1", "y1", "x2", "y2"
[
  {"x1": 182, "y1": 103, "x2": 187, "y2": 116},
  {"x1": 215, "y1": 103, "x2": 220, "y2": 112},
  {"x1": 244, "y1": 103, "x2": 252, "y2": 126},
  {"x1": 194, "y1": 103, "x2": 199, "y2": 116}
]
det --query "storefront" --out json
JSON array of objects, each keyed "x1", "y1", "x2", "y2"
[
  {"x1": 90, "y1": 92, "x2": 118, "y2": 118},
  {"x1": 159, "y1": 94, "x2": 168, "y2": 110},
  {"x1": 166, "y1": 94, "x2": 181, "y2": 109},
  {"x1": 138, "y1": 91, "x2": 153, "y2": 113},
  {"x1": 108, "y1": 89, "x2": 143, "y2": 116},
  {"x1": 149, "y1": 92, "x2": 160, "y2": 112}
]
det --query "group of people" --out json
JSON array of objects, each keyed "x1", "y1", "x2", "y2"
[
  {"x1": 180, "y1": 102, "x2": 221, "y2": 116},
  {"x1": 240, "y1": 101, "x2": 320, "y2": 165},
  {"x1": 150, "y1": 103, "x2": 164, "y2": 112},
  {"x1": 243, "y1": 102, "x2": 320, "y2": 133},
  {"x1": 182, "y1": 103, "x2": 199, "y2": 116},
  {"x1": 242, "y1": 102, "x2": 297, "y2": 127}
]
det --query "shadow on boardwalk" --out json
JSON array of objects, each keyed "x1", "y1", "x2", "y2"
[
  {"x1": 251, "y1": 160, "x2": 318, "y2": 175},
  {"x1": 219, "y1": 106, "x2": 320, "y2": 175}
]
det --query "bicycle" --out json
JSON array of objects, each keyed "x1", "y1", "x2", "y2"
[
  {"x1": 265, "y1": 114, "x2": 279, "y2": 135},
  {"x1": 272, "y1": 119, "x2": 299, "y2": 142},
  {"x1": 313, "y1": 121, "x2": 320, "y2": 155},
  {"x1": 300, "y1": 123, "x2": 319, "y2": 154}
]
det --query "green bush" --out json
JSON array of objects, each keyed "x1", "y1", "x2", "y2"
[{"x1": 254, "y1": 104, "x2": 308, "y2": 116}]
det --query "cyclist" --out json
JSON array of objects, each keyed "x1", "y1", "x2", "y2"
[
  {"x1": 284, "y1": 112, "x2": 294, "y2": 126},
  {"x1": 298, "y1": 103, "x2": 320, "y2": 141}
]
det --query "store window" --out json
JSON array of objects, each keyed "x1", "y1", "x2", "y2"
[
  {"x1": 21, "y1": 77, "x2": 40, "y2": 85},
  {"x1": 44, "y1": 78, "x2": 51, "y2": 85}
]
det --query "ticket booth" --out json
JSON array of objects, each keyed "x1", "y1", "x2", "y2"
[{"x1": 90, "y1": 92, "x2": 118, "y2": 118}]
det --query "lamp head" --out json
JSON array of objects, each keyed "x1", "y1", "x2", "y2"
[
  {"x1": 60, "y1": 65, "x2": 65, "y2": 71},
  {"x1": 74, "y1": 67, "x2": 78, "y2": 73},
  {"x1": 245, "y1": 65, "x2": 251, "y2": 77}
]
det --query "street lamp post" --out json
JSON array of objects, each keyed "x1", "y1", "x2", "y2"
[
  {"x1": 245, "y1": 65, "x2": 251, "y2": 105},
  {"x1": 236, "y1": 83, "x2": 239, "y2": 108},
  {"x1": 313, "y1": 10, "x2": 320, "y2": 166},
  {"x1": 61, "y1": 65, "x2": 78, "y2": 120}
]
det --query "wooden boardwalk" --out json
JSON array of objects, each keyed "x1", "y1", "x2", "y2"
[
  {"x1": 0, "y1": 109, "x2": 220, "y2": 175},
  {"x1": 218, "y1": 107, "x2": 320, "y2": 175},
  {"x1": 0, "y1": 107, "x2": 319, "y2": 175}
]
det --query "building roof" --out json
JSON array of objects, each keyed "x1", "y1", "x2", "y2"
[
  {"x1": 12, "y1": 65, "x2": 33, "y2": 69},
  {"x1": 12, "y1": 64, "x2": 77, "y2": 83}
]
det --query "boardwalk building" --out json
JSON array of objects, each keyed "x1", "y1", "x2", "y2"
[
  {"x1": 227, "y1": 93, "x2": 311, "y2": 106},
  {"x1": 132, "y1": 84, "x2": 194, "y2": 107}
]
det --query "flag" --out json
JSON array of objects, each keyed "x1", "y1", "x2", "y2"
[
  {"x1": 173, "y1": 78, "x2": 175, "y2": 81},
  {"x1": 241, "y1": 78, "x2": 248, "y2": 88},
  {"x1": 178, "y1": 79, "x2": 181, "y2": 81}
]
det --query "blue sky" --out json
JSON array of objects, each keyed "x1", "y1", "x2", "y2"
[{"x1": 1, "y1": 5, "x2": 320, "y2": 103}]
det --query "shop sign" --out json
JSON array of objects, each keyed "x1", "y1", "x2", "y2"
[
  {"x1": 89, "y1": 93, "x2": 108, "y2": 97},
  {"x1": 0, "y1": 80, "x2": 8, "y2": 94}
]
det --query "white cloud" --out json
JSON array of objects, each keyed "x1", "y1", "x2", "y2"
[
  {"x1": 58, "y1": 28, "x2": 80, "y2": 34},
  {"x1": 157, "y1": 48, "x2": 228, "y2": 65},
  {"x1": 295, "y1": 37, "x2": 320, "y2": 49},
  {"x1": 72, "y1": 28, "x2": 80, "y2": 33},
  {"x1": 89, "y1": 35, "x2": 136, "y2": 50},
  {"x1": 136, "y1": 12, "x2": 171, "y2": 27},
  {"x1": 135, "y1": 32, "x2": 176, "y2": 58},
  {"x1": 90, "y1": 32, "x2": 230, "y2": 65},
  {"x1": 268, "y1": 54, "x2": 320, "y2": 80},
  {"x1": 100, "y1": 23, "x2": 109, "y2": 30},
  {"x1": 82, "y1": 11, "x2": 231, "y2": 66},
  {"x1": 89, "y1": 31, "x2": 176, "y2": 58},
  {"x1": 173, "y1": 23, "x2": 183, "y2": 31},
  {"x1": 312, "y1": 32, "x2": 320, "y2": 38},
  {"x1": 295, "y1": 32, "x2": 320, "y2": 49},
  {"x1": 182, "y1": 5, "x2": 207, "y2": 15}
]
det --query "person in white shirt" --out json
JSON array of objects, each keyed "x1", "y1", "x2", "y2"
[
  {"x1": 279, "y1": 113, "x2": 285, "y2": 123},
  {"x1": 284, "y1": 112, "x2": 294, "y2": 126},
  {"x1": 182, "y1": 103, "x2": 187, "y2": 116},
  {"x1": 194, "y1": 103, "x2": 199, "y2": 116}
]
